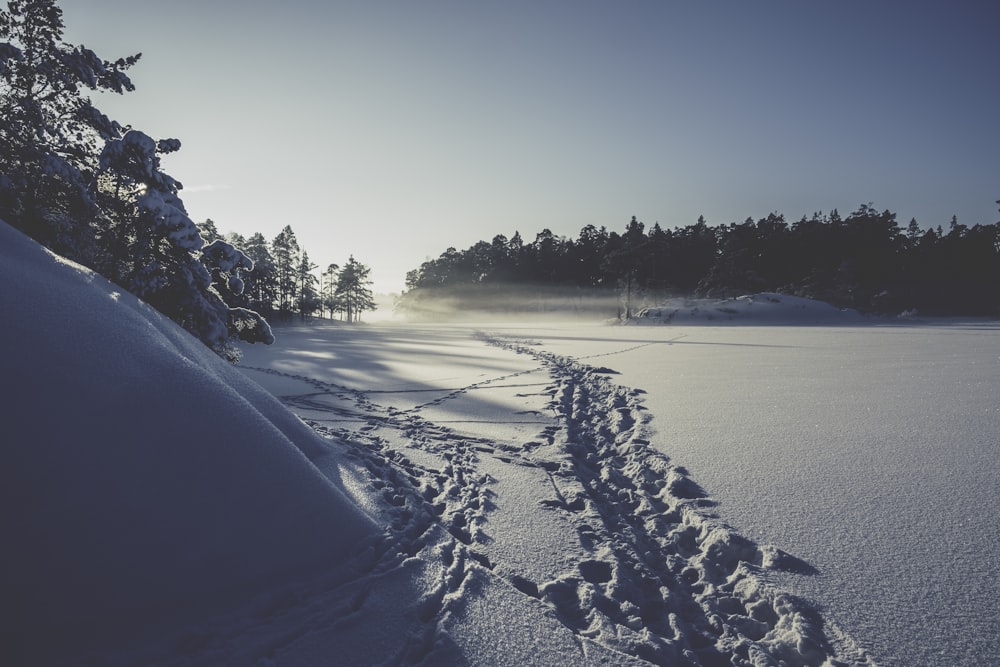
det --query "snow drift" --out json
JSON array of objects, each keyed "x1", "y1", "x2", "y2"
[
  {"x1": 634, "y1": 293, "x2": 866, "y2": 325},
  {"x1": 0, "y1": 221, "x2": 380, "y2": 666}
]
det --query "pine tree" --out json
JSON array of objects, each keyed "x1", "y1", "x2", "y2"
[
  {"x1": 242, "y1": 232, "x2": 277, "y2": 315},
  {"x1": 201, "y1": 238, "x2": 273, "y2": 346},
  {"x1": 271, "y1": 225, "x2": 300, "y2": 317},
  {"x1": 98, "y1": 130, "x2": 271, "y2": 356},
  {"x1": 295, "y1": 250, "x2": 319, "y2": 319},
  {"x1": 320, "y1": 262, "x2": 339, "y2": 318},
  {"x1": 201, "y1": 237, "x2": 252, "y2": 304},
  {"x1": 99, "y1": 132, "x2": 220, "y2": 339},
  {"x1": 197, "y1": 218, "x2": 222, "y2": 243},
  {"x1": 334, "y1": 255, "x2": 376, "y2": 323},
  {"x1": 0, "y1": 1, "x2": 272, "y2": 357},
  {"x1": 0, "y1": 0, "x2": 138, "y2": 257},
  {"x1": 603, "y1": 216, "x2": 646, "y2": 319}
]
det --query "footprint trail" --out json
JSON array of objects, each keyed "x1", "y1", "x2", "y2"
[{"x1": 239, "y1": 330, "x2": 874, "y2": 666}]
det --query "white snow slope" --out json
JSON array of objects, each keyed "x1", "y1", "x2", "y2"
[{"x1": 0, "y1": 222, "x2": 385, "y2": 667}]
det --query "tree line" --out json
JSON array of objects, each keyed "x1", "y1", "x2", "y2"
[
  {"x1": 198, "y1": 220, "x2": 375, "y2": 324},
  {"x1": 399, "y1": 204, "x2": 1000, "y2": 318},
  {"x1": 0, "y1": 1, "x2": 373, "y2": 359}
]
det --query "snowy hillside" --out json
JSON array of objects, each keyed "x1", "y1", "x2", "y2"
[{"x1": 0, "y1": 221, "x2": 384, "y2": 666}]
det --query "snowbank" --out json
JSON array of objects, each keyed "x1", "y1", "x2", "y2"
[
  {"x1": 634, "y1": 292, "x2": 867, "y2": 325},
  {"x1": 0, "y1": 222, "x2": 380, "y2": 666}
]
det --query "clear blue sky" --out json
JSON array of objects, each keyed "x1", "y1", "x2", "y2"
[{"x1": 63, "y1": 1, "x2": 999, "y2": 293}]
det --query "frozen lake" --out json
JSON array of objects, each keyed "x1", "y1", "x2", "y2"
[
  {"x1": 234, "y1": 315, "x2": 1000, "y2": 665},
  {"x1": 485, "y1": 321, "x2": 1000, "y2": 667}
]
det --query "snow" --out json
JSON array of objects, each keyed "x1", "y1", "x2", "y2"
[
  {"x1": 99, "y1": 129, "x2": 158, "y2": 179},
  {"x1": 633, "y1": 293, "x2": 867, "y2": 325},
  {"x1": 0, "y1": 222, "x2": 381, "y2": 666},
  {"x1": 483, "y1": 317, "x2": 1000, "y2": 666},
  {"x1": 5, "y1": 221, "x2": 997, "y2": 666},
  {"x1": 237, "y1": 323, "x2": 877, "y2": 666}
]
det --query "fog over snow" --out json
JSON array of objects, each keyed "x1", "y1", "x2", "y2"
[{"x1": 4, "y1": 219, "x2": 998, "y2": 666}]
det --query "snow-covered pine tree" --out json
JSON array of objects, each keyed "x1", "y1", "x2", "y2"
[
  {"x1": 201, "y1": 238, "x2": 274, "y2": 345},
  {"x1": 197, "y1": 218, "x2": 222, "y2": 243},
  {"x1": 1, "y1": 1, "x2": 271, "y2": 357},
  {"x1": 202, "y1": 237, "x2": 252, "y2": 303},
  {"x1": 0, "y1": 0, "x2": 138, "y2": 259},
  {"x1": 99, "y1": 130, "x2": 272, "y2": 357}
]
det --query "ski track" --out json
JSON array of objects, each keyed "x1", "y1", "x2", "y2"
[{"x1": 234, "y1": 332, "x2": 876, "y2": 667}]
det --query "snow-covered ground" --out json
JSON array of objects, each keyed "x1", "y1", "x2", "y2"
[
  {"x1": 485, "y1": 319, "x2": 1000, "y2": 667},
  {"x1": 236, "y1": 313, "x2": 1000, "y2": 667},
  {"x1": 236, "y1": 321, "x2": 867, "y2": 666},
  {"x1": 6, "y1": 219, "x2": 997, "y2": 666},
  {"x1": 634, "y1": 292, "x2": 867, "y2": 325}
]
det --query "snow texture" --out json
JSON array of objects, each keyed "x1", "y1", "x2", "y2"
[
  {"x1": 202, "y1": 239, "x2": 254, "y2": 274},
  {"x1": 483, "y1": 315, "x2": 1000, "y2": 667},
  {"x1": 236, "y1": 321, "x2": 877, "y2": 667}
]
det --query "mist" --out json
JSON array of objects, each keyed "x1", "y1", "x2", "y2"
[{"x1": 393, "y1": 283, "x2": 639, "y2": 322}]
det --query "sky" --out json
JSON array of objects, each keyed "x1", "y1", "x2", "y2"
[{"x1": 61, "y1": 1, "x2": 1000, "y2": 293}]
